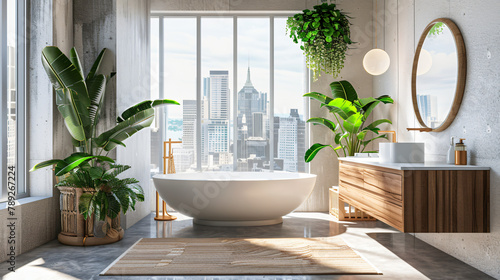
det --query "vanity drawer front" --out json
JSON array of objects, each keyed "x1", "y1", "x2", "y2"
[
  {"x1": 363, "y1": 169, "x2": 402, "y2": 201},
  {"x1": 339, "y1": 163, "x2": 364, "y2": 187},
  {"x1": 339, "y1": 182, "x2": 403, "y2": 231}
]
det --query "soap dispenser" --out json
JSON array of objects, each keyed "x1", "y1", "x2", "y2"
[
  {"x1": 446, "y1": 136, "x2": 455, "y2": 164},
  {"x1": 455, "y1": 138, "x2": 467, "y2": 165}
]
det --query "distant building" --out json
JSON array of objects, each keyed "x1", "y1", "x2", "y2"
[
  {"x1": 417, "y1": 94, "x2": 438, "y2": 127},
  {"x1": 236, "y1": 67, "x2": 268, "y2": 166},
  {"x1": 7, "y1": 45, "x2": 16, "y2": 167},
  {"x1": 277, "y1": 115, "x2": 298, "y2": 172},
  {"x1": 182, "y1": 100, "x2": 197, "y2": 152},
  {"x1": 209, "y1": 70, "x2": 230, "y2": 120},
  {"x1": 252, "y1": 112, "x2": 265, "y2": 138}
]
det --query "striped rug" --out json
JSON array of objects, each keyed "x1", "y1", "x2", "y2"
[{"x1": 102, "y1": 237, "x2": 380, "y2": 275}]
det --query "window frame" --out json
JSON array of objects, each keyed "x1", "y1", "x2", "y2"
[
  {"x1": 0, "y1": 0, "x2": 27, "y2": 202},
  {"x1": 150, "y1": 11, "x2": 310, "y2": 173}
]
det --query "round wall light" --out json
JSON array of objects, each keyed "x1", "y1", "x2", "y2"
[
  {"x1": 363, "y1": 48, "x2": 391, "y2": 76},
  {"x1": 417, "y1": 48, "x2": 433, "y2": 76}
]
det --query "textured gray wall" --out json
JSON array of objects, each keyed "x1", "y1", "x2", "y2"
[
  {"x1": 115, "y1": 0, "x2": 152, "y2": 229},
  {"x1": 375, "y1": 0, "x2": 500, "y2": 277}
]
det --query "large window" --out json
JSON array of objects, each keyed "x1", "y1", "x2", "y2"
[
  {"x1": 151, "y1": 14, "x2": 308, "y2": 173},
  {"x1": 1, "y1": 0, "x2": 26, "y2": 201}
]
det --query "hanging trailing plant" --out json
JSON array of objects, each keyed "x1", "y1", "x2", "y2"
[{"x1": 286, "y1": 2, "x2": 353, "y2": 81}]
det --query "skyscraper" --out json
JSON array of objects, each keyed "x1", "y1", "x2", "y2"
[
  {"x1": 182, "y1": 100, "x2": 197, "y2": 152},
  {"x1": 252, "y1": 112, "x2": 265, "y2": 138},
  {"x1": 201, "y1": 70, "x2": 231, "y2": 167},
  {"x1": 277, "y1": 115, "x2": 298, "y2": 172},
  {"x1": 237, "y1": 67, "x2": 267, "y2": 138},
  {"x1": 209, "y1": 70, "x2": 230, "y2": 120}
]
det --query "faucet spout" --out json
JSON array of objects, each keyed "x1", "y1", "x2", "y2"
[{"x1": 379, "y1": 130, "x2": 396, "y2": 143}]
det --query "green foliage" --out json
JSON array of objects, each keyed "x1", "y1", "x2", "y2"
[
  {"x1": 304, "y1": 80, "x2": 394, "y2": 162},
  {"x1": 428, "y1": 22, "x2": 444, "y2": 36},
  {"x1": 31, "y1": 46, "x2": 179, "y2": 176},
  {"x1": 56, "y1": 162, "x2": 144, "y2": 221},
  {"x1": 286, "y1": 3, "x2": 353, "y2": 81}
]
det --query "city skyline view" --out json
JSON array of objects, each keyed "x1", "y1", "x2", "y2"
[{"x1": 150, "y1": 16, "x2": 308, "y2": 173}]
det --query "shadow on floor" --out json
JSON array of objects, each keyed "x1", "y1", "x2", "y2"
[{"x1": 367, "y1": 232, "x2": 495, "y2": 280}]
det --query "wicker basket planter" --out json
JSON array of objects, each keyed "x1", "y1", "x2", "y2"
[{"x1": 58, "y1": 186, "x2": 124, "y2": 246}]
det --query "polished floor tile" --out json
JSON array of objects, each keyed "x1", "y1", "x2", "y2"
[{"x1": 0, "y1": 212, "x2": 494, "y2": 280}]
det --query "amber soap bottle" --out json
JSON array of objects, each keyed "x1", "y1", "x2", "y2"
[{"x1": 455, "y1": 138, "x2": 467, "y2": 165}]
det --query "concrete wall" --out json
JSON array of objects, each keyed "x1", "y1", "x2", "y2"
[
  {"x1": 115, "y1": 0, "x2": 152, "y2": 228},
  {"x1": 375, "y1": 0, "x2": 500, "y2": 277}
]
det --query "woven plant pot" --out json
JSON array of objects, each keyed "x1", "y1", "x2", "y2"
[{"x1": 58, "y1": 186, "x2": 124, "y2": 246}]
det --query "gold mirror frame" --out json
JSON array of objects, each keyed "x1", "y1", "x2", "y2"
[{"x1": 411, "y1": 18, "x2": 467, "y2": 132}]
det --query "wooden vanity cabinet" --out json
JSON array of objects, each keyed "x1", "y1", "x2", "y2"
[{"x1": 338, "y1": 160, "x2": 490, "y2": 233}]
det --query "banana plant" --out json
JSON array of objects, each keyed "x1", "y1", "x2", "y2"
[
  {"x1": 30, "y1": 46, "x2": 179, "y2": 175},
  {"x1": 304, "y1": 80, "x2": 394, "y2": 162}
]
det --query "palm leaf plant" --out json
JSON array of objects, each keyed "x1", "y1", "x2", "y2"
[
  {"x1": 55, "y1": 163, "x2": 144, "y2": 222},
  {"x1": 286, "y1": 2, "x2": 353, "y2": 81},
  {"x1": 304, "y1": 80, "x2": 394, "y2": 162},
  {"x1": 30, "y1": 46, "x2": 179, "y2": 176},
  {"x1": 29, "y1": 46, "x2": 179, "y2": 228}
]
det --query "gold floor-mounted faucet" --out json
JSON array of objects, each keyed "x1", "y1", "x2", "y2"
[{"x1": 379, "y1": 130, "x2": 397, "y2": 143}]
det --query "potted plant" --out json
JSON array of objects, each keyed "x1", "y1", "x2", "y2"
[
  {"x1": 30, "y1": 46, "x2": 179, "y2": 245},
  {"x1": 304, "y1": 80, "x2": 394, "y2": 161},
  {"x1": 286, "y1": 2, "x2": 353, "y2": 81}
]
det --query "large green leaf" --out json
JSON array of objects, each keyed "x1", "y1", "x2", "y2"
[
  {"x1": 307, "y1": 117, "x2": 338, "y2": 132},
  {"x1": 303, "y1": 92, "x2": 333, "y2": 106},
  {"x1": 330, "y1": 80, "x2": 358, "y2": 102},
  {"x1": 69, "y1": 48, "x2": 84, "y2": 78},
  {"x1": 96, "y1": 108, "x2": 155, "y2": 151},
  {"x1": 54, "y1": 153, "x2": 114, "y2": 176},
  {"x1": 305, "y1": 143, "x2": 337, "y2": 162},
  {"x1": 117, "y1": 99, "x2": 179, "y2": 123},
  {"x1": 363, "y1": 119, "x2": 392, "y2": 132},
  {"x1": 41, "y1": 46, "x2": 89, "y2": 104},
  {"x1": 86, "y1": 48, "x2": 107, "y2": 82},
  {"x1": 343, "y1": 112, "x2": 363, "y2": 133},
  {"x1": 29, "y1": 159, "x2": 64, "y2": 172},
  {"x1": 55, "y1": 88, "x2": 91, "y2": 141},
  {"x1": 78, "y1": 193, "x2": 93, "y2": 220},
  {"x1": 87, "y1": 74, "x2": 107, "y2": 130},
  {"x1": 326, "y1": 98, "x2": 358, "y2": 120}
]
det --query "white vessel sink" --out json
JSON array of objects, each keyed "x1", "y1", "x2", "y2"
[{"x1": 379, "y1": 142, "x2": 425, "y2": 163}]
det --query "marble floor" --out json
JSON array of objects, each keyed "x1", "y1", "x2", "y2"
[{"x1": 0, "y1": 212, "x2": 494, "y2": 280}]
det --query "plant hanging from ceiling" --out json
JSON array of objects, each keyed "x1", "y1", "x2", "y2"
[{"x1": 286, "y1": 2, "x2": 353, "y2": 81}]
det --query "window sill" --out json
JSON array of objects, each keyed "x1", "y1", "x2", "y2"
[{"x1": 0, "y1": 196, "x2": 52, "y2": 212}]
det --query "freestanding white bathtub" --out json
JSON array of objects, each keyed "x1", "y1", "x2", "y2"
[{"x1": 153, "y1": 172, "x2": 316, "y2": 226}]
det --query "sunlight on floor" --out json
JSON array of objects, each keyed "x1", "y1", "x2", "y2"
[{"x1": 3, "y1": 258, "x2": 80, "y2": 280}]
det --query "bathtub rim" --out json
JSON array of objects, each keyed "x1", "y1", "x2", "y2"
[{"x1": 152, "y1": 171, "x2": 317, "y2": 182}]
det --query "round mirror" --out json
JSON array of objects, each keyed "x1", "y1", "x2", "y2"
[{"x1": 412, "y1": 18, "x2": 466, "y2": 132}]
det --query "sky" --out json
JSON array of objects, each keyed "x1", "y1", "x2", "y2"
[
  {"x1": 416, "y1": 23, "x2": 458, "y2": 125},
  {"x1": 150, "y1": 16, "x2": 306, "y2": 120}
]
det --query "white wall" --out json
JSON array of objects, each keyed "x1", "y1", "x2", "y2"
[{"x1": 375, "y1": 0, "x2": 500, "y2": 277}]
